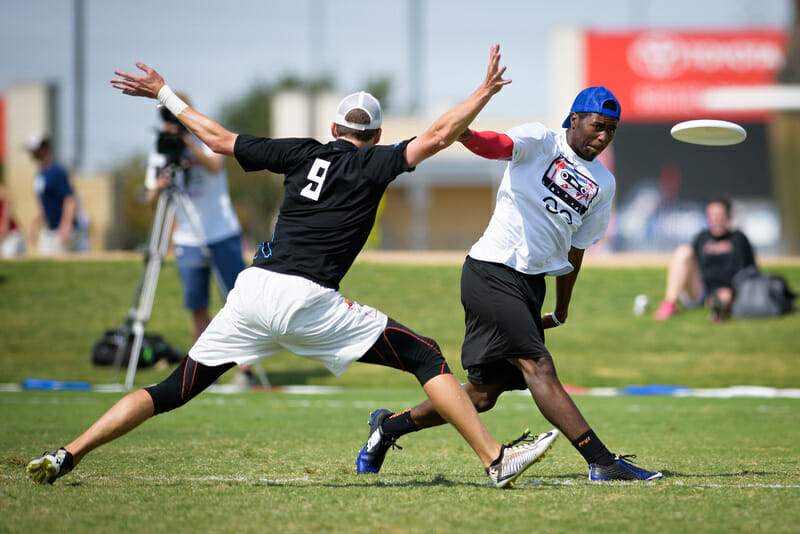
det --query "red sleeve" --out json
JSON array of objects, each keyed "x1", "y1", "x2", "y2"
[{"x1": 460, "y1": 130, "x2": 514, "y2": 160}]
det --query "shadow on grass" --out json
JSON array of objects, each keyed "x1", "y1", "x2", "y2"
[
  {"x1": 27, "y1": 472, "x2": 506, "y2": 489},
  {"x1": 13, "y1": 471, "x2": 789, "y2": 490},
  {"x1": 8, "y1": 464, "x2": 784, "y2": 489}
]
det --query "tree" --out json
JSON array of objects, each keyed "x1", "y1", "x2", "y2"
[{"x1": 771, "y1": 0, "x2": 800, "y2": 253}]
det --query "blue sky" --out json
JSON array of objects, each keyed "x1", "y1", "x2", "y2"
[{"x1": 0, "y1": 0, "x2": 792, "y2": 173}]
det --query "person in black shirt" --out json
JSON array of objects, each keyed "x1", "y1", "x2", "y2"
[
  {"x1": 654, "y1": 195, "x2": 756, "y2": 322},
  {"x1": 27, "y1": 46, "x2": 557, "y2": 489}
]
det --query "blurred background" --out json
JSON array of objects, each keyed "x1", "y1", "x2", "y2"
[{"x1": 1, "y1": 0, "x2": 798, "y2": 257}]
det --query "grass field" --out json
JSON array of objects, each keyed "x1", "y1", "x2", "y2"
[{"x1": 1, "y1": 258, "x2": 800, "y2": 533}]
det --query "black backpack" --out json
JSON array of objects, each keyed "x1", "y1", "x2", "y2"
[
  {"x1": 731, "y1": 265, "x2": 796, "y2": 318},
  {"x1": 91, "y1": 329, "x2": 184, "y2": 368}
]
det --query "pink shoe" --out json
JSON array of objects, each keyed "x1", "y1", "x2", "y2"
[{"x1": 654, "y1": 300, "x2": 678, "y2": 320}]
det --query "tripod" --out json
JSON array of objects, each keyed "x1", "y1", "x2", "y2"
[{"x1": 110, "y1": 168, "x2": 269, "y2": 390}]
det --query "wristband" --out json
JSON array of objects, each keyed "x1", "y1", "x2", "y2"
[
  {"x1": 157, "y1": 84, "x2": 188, "y2": 117},
  {"x1": 551, "y1": 311, "x2": 563, "y2": 326}
]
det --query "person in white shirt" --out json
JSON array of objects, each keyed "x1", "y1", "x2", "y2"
[
  {"x1": 357, "y1": 86, "x2": 663, "y2": 482},
  {"x1": 146, "y1": 101, "x2": 255, "y2": 385}
]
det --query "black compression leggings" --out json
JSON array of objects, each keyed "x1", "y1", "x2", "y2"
[
  {"x1": 357, "y1": 318, "x2": 452, "y2": 386},
  {"x1": 145, "y1": 357, "x2": 235, "y2": 415}
]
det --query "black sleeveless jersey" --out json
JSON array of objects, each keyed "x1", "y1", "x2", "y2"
[{"x1": 234, "y1": 134, "x2": 413, "y2": 290}]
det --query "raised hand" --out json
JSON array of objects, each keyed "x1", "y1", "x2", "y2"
[
  {"x1": 110, "y1": 62, "x2": 166, "y2": 99},
  {"x1": 483, "y1": 44, "x2": 511, "y2": 96}
]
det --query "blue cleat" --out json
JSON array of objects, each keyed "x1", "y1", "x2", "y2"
[
  {"x1": 589, "y1": 454, "x2": 663, "y2": 481},
  {"x1": 355, "y1": 409, "x2": 401, "y2": 474}
]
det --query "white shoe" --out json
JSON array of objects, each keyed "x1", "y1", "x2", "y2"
[
  {"x1": 26, "y1": 448, "x2": 74, "y2": 484},
  {"x1": 486, "y1": 429, "x2": 559, "y2": 488}
]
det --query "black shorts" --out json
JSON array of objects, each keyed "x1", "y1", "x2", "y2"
[{"x1": 461, "y1": 256, "x2": 550, "y2": 390}]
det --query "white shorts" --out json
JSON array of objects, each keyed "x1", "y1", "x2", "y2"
[
  {"x1": 189, "y1": 267, "x2": 388, "y2": 376},
  {"x1": 37, "y1": 228, "x2": 81, "y2": 256}
]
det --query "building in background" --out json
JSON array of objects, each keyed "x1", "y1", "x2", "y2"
[
  {"x1": 1, "y1": 29, "x2": 790, "y2": 255},
  {"x1": 553, "y1": 29, "x2": 788, "y2": 254}
]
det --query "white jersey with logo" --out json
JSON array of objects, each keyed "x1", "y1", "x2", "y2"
[
  {"x1": 468, "y1": 122, "x2": 615, "y2": 276},
  {"x1": 146, "y1": 137, "x2": 241, "y2": 247}
]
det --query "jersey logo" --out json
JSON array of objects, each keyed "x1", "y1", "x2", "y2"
[
  {"x1": 542, "y1": 157, "x2": 599, "y2": 216},
  {"x1": 300, "y1": 158, "x2": 331, "y2": 201}
]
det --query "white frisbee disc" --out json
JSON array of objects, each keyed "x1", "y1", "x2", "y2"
[{"x1": 670, "y1": 119, "x2": 747, "y2": 146}]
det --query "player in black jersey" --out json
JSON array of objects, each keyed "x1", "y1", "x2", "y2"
[{"x1": 27, "y1": 46, "x2": 558, "y2": 489}]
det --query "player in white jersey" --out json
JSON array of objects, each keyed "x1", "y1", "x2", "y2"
[{"x1": 358, "y1": 87, "x2": 663, "y2": 481}]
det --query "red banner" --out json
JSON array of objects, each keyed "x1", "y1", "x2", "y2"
[
  {"x1": 586, "y1": 31, "x2": 787, "y2": 122},
  {"x1": 0, "y1": 96, "x2": 4, "y2": 161}
]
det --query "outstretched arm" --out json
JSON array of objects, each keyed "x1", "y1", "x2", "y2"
[
  {"x1": 110, "y1": 62, "x2": 238, "y2": 157},
  {"x1": 404, "y1": 45, "x2": 511, "y2": 168},
  {"x1": 543, "y1": 246, "x2": 585, "y2": 329},
  {"x1": 457, "y1": 128, "x2": 514, "y2": 160}
]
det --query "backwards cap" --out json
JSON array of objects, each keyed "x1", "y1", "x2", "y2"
[
  {"x1": 334, "y1": 91, "x2": 382, "y2": 131},
  {"x1": 561, "y1": 86, "x2": 621, "y2": 128}
]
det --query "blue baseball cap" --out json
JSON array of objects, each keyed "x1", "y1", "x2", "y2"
[{"x1": 561, "y1": 86, "x2": 621, "y2": 128}]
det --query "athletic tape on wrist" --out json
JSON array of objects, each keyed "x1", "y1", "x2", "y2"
[
  {"x1": 551, "y1": 311, "x2": 563, "y2": 326},
  {"x1": 157, "y1": 84, "x2": 188, "y2": 117}
]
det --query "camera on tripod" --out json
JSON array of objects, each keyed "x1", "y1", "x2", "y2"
[{"x1": 156, "y1": 107, "x2": 189, "y2": 167}]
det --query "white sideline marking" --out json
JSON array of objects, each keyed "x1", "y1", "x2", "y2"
[
  {"x1": 519, "y1": 479, "x2": 800, "y2": 489},
  {"x1": 3, "y1": 383, "x2": 800, "y2": 399},
  {"x1": 1, "y1": 396, "x2": 97, "y2": 405},
  {"x1": 506, "y1": 386, "x2": 800, "y2": 399}
]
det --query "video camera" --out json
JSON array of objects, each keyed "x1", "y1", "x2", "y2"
[{"x1": 156, "y1": 107, "x2": 189, "y2": 166}]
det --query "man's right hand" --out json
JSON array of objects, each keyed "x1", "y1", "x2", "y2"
[
  {"x1": 110, "y1": 62, "x2": 166, "y2": 100},
  {"x1": 155, "y1": 174, "x2": 172, "y2": 191}
]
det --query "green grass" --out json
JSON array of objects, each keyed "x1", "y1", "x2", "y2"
[
  {"x1": 1, "y1": 258, "x2": 799, "y2": 533},
  {"x1": 1, "y1": 259, "x2": 798, "y2": 388},
  {"x1": 2, "y1": 390, "x2": 799, "y2": 533}
]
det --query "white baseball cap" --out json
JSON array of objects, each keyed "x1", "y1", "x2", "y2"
[
  {"x1": 334, "y1": 91, "x2": 382, "y2": 131},
  {"x1": 25, "y1": 132, "x2": 49, "y2": 152}
]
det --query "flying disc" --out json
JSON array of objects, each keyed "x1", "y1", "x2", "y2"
[{"x1": 670, "y1": 119, "x2": 747, "y2": 146}]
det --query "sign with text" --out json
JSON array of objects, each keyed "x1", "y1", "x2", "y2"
[{"x1": 586, "y1": 31, "x2": 787, "y2": 122}]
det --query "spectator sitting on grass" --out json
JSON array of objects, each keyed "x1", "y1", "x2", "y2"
[{"x1": 654, "y1": 195, "x2": 756, "y2": 322}]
